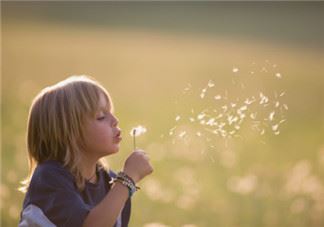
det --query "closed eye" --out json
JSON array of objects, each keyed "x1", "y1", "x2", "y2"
[{"x1": 97, "y1": 116, "x2": 106, "y2": 121}]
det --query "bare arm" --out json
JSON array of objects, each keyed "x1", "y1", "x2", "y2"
[
  {"x1": 83, "y1": 150, "x2": 153, "y2": 227},
  {"x1": 82, "y1": 182, "x2": 129, "y2": 227}
]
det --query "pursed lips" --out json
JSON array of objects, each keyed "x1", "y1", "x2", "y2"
[{"x1": 114, "y1": 130, "x2": 122, "y2": 142}]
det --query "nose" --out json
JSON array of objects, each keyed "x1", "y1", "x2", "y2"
[{"x1": 112, "y1": 115, "x2": 119, "y2": 127}]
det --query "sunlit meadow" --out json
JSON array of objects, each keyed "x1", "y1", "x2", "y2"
[{"x1": 1, "y1": 2, "x2": 324, "y2": 227}]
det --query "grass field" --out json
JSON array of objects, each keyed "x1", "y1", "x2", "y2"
[{"x1": 1, "y1": 2, "x2": 324, "y2": 227}]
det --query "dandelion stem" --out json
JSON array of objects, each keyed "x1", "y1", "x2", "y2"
[{"x1": 133, "y1": 129, "x2": 136, "y2": 150}]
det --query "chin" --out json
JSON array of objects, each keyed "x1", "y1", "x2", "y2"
[{"x1": 110, "y1": 145, "x2": 120, "y2": 154}]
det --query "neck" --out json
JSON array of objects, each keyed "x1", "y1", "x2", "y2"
[{"x1": 81, "y1": 156, "x2": 98, "y2": 183}]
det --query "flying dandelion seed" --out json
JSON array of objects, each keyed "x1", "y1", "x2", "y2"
[
  {"x1": 179, "y1": 131, "x2": 187, "y2": 138},
  {"x1": 167, "y1": 62, "x2": 288, "y2": 161},
  {"x1": 275, "y1": 73, "x2": 282, "y2": 79},
  {"x1": 197, "y1": 113, "x2": 206, "y2": 120},
  {"x1": 208, "y1": 80, "x2": 215, "y2": 88},
  {"x1": 272, "y1": 124, "x2": 279, "y2": 131},
  {"x1": 250, "y1": 113, "x2": 257, "y2": 119},
  {"x1": 269, "y1": 111, "x2": 275, "y2": 121},
  {"x1": 169, "y1": 126, "x2": 176, "y2": 136},
  {"x1": 200, "y1": 88, "x2": 207, "y2": 99},
  {"x1": 261, "y1": 67, "x2": 268, "y2": 73}
]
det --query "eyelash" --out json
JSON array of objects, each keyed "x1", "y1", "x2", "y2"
[{"x1": 97, "y1": 116, "x2": 106, "y2": 121}]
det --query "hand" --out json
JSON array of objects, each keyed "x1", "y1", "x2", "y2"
[{"x1": 123, "y1": 149, "x2": 153, "y2": 183}]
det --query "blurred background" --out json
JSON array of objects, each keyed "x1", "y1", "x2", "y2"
[{"x1": 1, "y1": 2, "x2": 324, "y2": 227}]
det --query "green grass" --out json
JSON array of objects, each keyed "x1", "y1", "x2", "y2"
[{"x1": 2, "y1": 12, "x2": 324, "y2": 227}]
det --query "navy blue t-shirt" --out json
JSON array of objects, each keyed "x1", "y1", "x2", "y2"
[{"x1": 19, "y1": 160, "x2": 131, "y2": 227}]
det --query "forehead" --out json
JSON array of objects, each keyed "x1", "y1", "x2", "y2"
[{"x1": 97, "y1": 92, "x2": 112, "y2": 112}]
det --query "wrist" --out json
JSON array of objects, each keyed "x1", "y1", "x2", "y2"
[
  {"x1": 114, "y1": 171, "x2": 140, "y2": 198},
  {"x1": 122, "y1": 170, "x2": 139, "y2": 183}
]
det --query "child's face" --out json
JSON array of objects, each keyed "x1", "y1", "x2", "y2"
[{"x1": 82, "y1": 93, "x2": 122, "y2": 159}]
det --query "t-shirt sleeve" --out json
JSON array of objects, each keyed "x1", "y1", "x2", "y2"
[{"x1": 27, "y1": 164, "x2": 90, "y2": 227}]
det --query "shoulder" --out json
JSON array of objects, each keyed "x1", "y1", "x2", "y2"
[{"x1": 30, "y1": 160, "x2": 75, "y2": 190}]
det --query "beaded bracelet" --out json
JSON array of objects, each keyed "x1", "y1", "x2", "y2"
[
  {"x1": 114, "y1": 171, "x2": 140, "y2": 197},
  {"x1": 117, "y1": 172, "x2": 140, "y2": 189}
]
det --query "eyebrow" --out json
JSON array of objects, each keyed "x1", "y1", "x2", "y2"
[{"x1": 97, "y1": 104, "x2": 112, "y2": 113}]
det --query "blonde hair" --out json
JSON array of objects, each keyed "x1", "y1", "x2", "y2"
[{"x1": 20, "y1": 75, "x2": 112, "y2": 192}]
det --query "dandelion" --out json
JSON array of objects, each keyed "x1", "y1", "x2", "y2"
[{"x1": 130, "y1": 125, "x2": 147, "y2": 150}]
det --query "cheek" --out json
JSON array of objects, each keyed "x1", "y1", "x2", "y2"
[
  {"x1": 96, "y1": 127, "x2": 113, "y2": 140},
  {"x1": 86, "y1": 124, "x2": 113, "y2": 144}
]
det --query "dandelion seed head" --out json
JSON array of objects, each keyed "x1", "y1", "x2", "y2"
[{"x1": 131, "y1": 125, "x2": 147, "y2": 137}]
